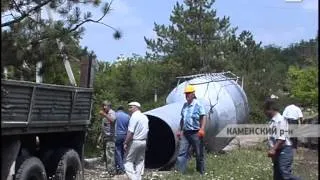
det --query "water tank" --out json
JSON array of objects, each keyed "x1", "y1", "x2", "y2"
[{"x1": 144, "y1": 72, "x2": 249, "y2": 169}]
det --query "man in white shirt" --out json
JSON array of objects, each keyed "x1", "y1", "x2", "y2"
[
  {"x1": 282, "y1": 104, "x2": 303, "y2": 149},
  {"x1": 283, "y1": 104, "x2": 303, "y2": 124},
  {"x1": 264, "y1": 99, "x2": 300, "y2": 180},
  {"x1": 123, "y1": 102, "x2": 149, "y2": 180}
]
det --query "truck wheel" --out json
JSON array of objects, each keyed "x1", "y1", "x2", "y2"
[
  {"x1": 54, "y1": 149, "x2": 82, "y2": 180},
  {"x1": 15, "y1": 157, "x2": 47, "y2": 180}
]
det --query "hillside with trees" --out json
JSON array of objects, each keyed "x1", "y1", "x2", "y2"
[{"x1": 1, "y1": 0, "x2": 318, "y2": 154}]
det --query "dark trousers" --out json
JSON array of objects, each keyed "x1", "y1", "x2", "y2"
[
  {"x1": 273, "y1": 146, "x2": 300, "y2": 180},
  {"x1": 175, "y1": 130, "x2": 205, "y2": 174},
  {"x1": 103, "y1": 137, "x2": 115, "y2": 172},
  {"x1": 115, "y1": 134, "x2": 126, "y2": 173},
  {"x1": 287, "y1": 119, "x2": 298, "y2": 149}
]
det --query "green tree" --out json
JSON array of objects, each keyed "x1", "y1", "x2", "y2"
[
  {"x1": 281, "y1": 38, "x2": 318, "y2": 67},
  {"x1": 144, "y1": 0, "x2": 285, "y2": 123},
  {"x1": 111, "y1": 59, "x2": 136, "y2": 102},
  {"x1": 131, "y1": 56, "x2": 184, "y2": 103},
  {"x1": 287, "y1": 66, "x2": 318, "y2": 106},
  {"x1": 145, "y1": 0, "x2": 237, "y2": 73},
  {"x1": 1, "y1": 0, "x2": 121, "y2": 38},
  {"x1": 1, "y1": 0, "x2": 121, "y2": 84}
]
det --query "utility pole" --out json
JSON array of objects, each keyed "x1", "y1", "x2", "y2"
[
  {"x1": 154, "y1": 89, "x2": 158, "y2": 102},
  {"x1": 36, "y1": 62, "x2": 43, "y2": 83},
  {"x1": 56, "y1": 39, "x2": 77, "y2": 86},
  {"x1": 241, "y1": 76, "x2": 244, "y2": 89},
  {"x1": 35, "y1": 6, "x2": 43, "y2": 83},
  {"x1": 199, "y1": 0, "x2": 204, "y2": 68},
  {"x1": 3, "y1": 67, "x2": 8, "y2": 79},
  {"x1": 80, "y1": 53, "x2": 96, "y2": 88}
]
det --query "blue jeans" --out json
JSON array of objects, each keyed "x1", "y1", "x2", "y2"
[
  {"x1": 273, "y1": 146, "x2": 300, "y2": 180},
  {"x1": 175, "y1": 130, "x2": 205, "y2": 174},
  {"x1": 115, "y1": 134, "x2": 126, "y2": 173},
  {"x1": 287, "y1": 119, "x2": 299, "y2": 149}
]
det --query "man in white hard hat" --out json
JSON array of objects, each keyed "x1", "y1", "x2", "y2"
[{"x1": 123, "y1": 102, "x2": 149, "y2": 180}]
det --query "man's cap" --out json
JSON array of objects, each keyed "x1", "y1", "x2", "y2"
[
  {"x1": 102, "y1": 100, "x2": 111, "y2": 106},
  {"x1": 128, "y1": 101, "x2": 141, "y2": 108}
]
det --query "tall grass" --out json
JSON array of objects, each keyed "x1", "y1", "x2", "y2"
[{"x1": 144, "y1": 143, "x2": 318, "y2": 180}]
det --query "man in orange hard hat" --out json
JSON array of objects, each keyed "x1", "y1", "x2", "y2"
[{"x1": 175, "y1": 84, "x2": 207, "y2": 175}]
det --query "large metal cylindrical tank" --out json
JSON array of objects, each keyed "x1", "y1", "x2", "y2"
[{"x1": 144, "y1": 72, "x2": 249, "y2": 169}]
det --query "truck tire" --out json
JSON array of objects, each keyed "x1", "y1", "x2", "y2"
[
  {"x1": 53, "y1": 149, "x2": 82, "y2": 180},
  {"x1": 15, "y1": 156, "x2": 47, "y2": 180}
]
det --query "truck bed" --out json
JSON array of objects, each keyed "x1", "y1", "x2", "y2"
[{"x1": 1, "y1": 79, "x2": 93, "y2": 135}]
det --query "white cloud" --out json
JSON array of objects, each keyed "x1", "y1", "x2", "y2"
[
  {"x1": 302, "y1": 0, "x2": 318, "y2": 12},
  {"x1": 101, "y1": 0, "x2": 144, "y2": 28},
  {"x1": 255, "y1": 27, "x2": 307, "y2": 47},
  {"x1": 40, "y1": 0, "x2": 145, "y2": 30},
  {"x1": 282, "y1": 27, "x2": 305, "y2": 39},
  {"x1": 144, "y1": 28, "x2": 157, "y2": 40},
  {"x1": 111, "y1": 0, "x2": 130, "y2": 15},
  {"x1": 40, "y1": 5, "x2": 61, "y2": 21},
  {"x1": 79, "y1": 0, "x2": 150, "y2": 61}
]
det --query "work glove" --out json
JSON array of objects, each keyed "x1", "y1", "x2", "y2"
[
  {"x1": 197, "y1": 128, "x2": 205, "y2": 138},
  {"x1": 267, "y1": 149, "x2": 276, "y2": 158},
  {"x1": 99, "y1": 110, "x2": 106, "y2": 116}
]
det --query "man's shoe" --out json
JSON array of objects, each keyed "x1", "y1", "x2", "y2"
[{"x1": 115, "y1": 170, "x2": 126, "y2": 175}]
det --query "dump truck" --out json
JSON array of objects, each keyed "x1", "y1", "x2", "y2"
[{"x1": 1, "y1": 58, "x2": 95, "y2": 180}]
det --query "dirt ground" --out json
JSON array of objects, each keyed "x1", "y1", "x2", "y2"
[
  {"x1": 293, "y1": 147, "x2": 318, "y2": 179},
  {"x1": 84, "y1": 146, "x2": 318, "y2": 180},
  {"x1": 84, "y1": 162, "x2": 167, "y2": 180}
]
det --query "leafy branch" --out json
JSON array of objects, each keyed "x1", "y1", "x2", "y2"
[
  {"x1": 1, "y1": 0, "x2": 52, "y2": 27},
  {"x1": 67, "y1": 0, "x2": 121, "y2": 39}
]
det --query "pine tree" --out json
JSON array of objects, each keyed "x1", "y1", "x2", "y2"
[
  {"x1": 1, "y1": 0, "x2": 121, "y2": 83},
  {"x1": 144, "y1": 0, "x2": 237, "y2": 73}
]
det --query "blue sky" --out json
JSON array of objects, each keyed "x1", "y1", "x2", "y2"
[{"x1": 79, "y1": 0, "x2": 318, "y2": 62}]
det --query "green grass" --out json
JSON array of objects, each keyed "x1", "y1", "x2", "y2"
[{"x1": 144, "y1": 143, "x2": 318, "y2": 180}]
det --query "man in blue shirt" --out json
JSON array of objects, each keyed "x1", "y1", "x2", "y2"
[
  {"x1": 114, "y1": 106, "x2": 130, "y2": 175},
  {"x1": 175, "y1": 84, "x2": 207, "y2": 175}
]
